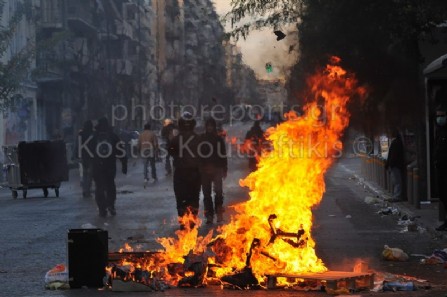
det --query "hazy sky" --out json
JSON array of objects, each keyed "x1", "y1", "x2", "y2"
[{"x1": 212, "y1": 0, "x2": 299, "y2": 81}]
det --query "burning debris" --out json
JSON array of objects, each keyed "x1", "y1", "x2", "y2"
[
  {"x1": 267, "y1": 214, "x2": 307, "y2": 248},
  {"x1": 221, "y1": 239, "x2": 261, "y2": 290},
  {"x1": 106, "y1": 58, "x2": 369, "y2": 292}
]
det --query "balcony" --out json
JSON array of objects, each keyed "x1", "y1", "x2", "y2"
[
  {"x1": 115, "y1": 19, "x2": 134, "y2": 40},
  {"x1": 66, "y1": 2, "x2": 96, "y2": 34},
  {"x1": 35, "y1": 51, "x2": 63, "y2": 83}
]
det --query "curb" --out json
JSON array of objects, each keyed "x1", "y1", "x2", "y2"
[{"x1": 339, "y1": 163, "x2": 436, "y2": 234}]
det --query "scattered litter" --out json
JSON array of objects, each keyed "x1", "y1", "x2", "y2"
[
  {"x1": 382, "y1": 245, "x2": 409, "y2": 261},
  {"x1": 364, "y1": 196, "x2": 380, "y2": 204},
  {"x1": 328, "y1": 214, "x2": 336, "y2": 217},
  {"x1": 383, "y1": 280, "x2": 415, "y2": 291},
  {"x1": 45, "y1": 264, "x2": 69, "y2": 290},
  {"x1": 81, "y1": 223, "x2": 97, "y2": 229},
  {"x1": 420, "y1": 201, "x2": 431, "y2": 205},
  {"x1": 0, "y1": 270, "x2": 7, "y2": 273},
  {"x1": 421, "y1": 248, "x2": 447, "y2": 265},
  {"x1": 377, "y1": 207, "x2": 400, "y2": 216},
  {"x1": 345, "y1": 215, "x2": 352, "y2": 219}
]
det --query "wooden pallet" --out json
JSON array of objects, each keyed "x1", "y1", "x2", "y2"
[{"x1": 265, "y1": 271, "x2": 375, "y2": 290}]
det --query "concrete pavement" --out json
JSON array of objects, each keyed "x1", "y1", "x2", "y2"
[{"x1": 0, "y1": 125, "x2": 446, "y2": 296}]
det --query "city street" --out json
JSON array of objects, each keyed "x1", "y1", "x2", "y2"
[
  {"x1": 0, "y1": 124, "x2": 446, "y2": 297},
  {"x1": 2, "y1": 0, "x2": 447, "y2": 296}
]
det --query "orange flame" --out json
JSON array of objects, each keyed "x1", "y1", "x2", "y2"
[
  {"x1": 119, "y1": 57, "x2": 366, "y2": 286},
  {"x1": 156, "y1": 210, "x2": 213, "y2": 265},
  {"x1": 215, "y1": 58, "x2": 366, "y2": 279}
]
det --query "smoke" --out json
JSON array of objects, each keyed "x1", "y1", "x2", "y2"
[
  {"x1": 239, "y1": 26, "x2": 299, "y2": 81},
  {"x1": 212, "y1": 1, "x2": 299, "y2": 81}
]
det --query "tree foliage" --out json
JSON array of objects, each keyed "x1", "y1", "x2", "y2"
[
  {"x1": 225, "y1": 0, "x2": 301, "y2": 40},
  {"x1": 226, "y1": 0, "x2": 447, "y2": 133},
  {"x1": 0, "y1": 0, "x2": 34, "y2": 110}
]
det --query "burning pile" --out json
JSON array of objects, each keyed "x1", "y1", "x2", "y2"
[{"x1": 108, "y1": 57, "x2": 366, "y2": 290}]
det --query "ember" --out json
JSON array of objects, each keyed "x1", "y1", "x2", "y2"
[{"x1": 108, "y1": 57, "x2": 367, "y2": 290}]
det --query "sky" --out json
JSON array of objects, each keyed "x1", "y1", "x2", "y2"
[{"x1": 212, "y1": 0, "x2": 299, "y2": 81}]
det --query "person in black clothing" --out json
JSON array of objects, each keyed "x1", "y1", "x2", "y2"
[
  {"x1": 199, "y1": 118, "x2": 228, "y2": 224},
  {"x1": 434, "y1": 107, "x2": 447, "y2": 231},
  {"x1": 245, "y1": 120, "x2": 265, "y2": 172},
  {"x1": 76, "y1": 120, "x2": 94, "y2": 198},
  {"x1": 385, "y1": 129, "x2": 405, "y2": 201},
  {"x1": 92, "y1": 117, "x2": 127, "y2": 217},
  {"x1": 168, "y1": 112, "x2": 201, "y2": 227},
  {"x1": 161, "y1": 119, "x2": 177, "y2": 176}
]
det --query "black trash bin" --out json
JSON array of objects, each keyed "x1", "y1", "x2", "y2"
[{"x1": 68, "y1": 229, "x2": 108, "y2": 288}]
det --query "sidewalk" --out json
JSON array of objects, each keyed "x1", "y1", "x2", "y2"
[{"x1": 338, "y1": 156, "x2": 442, "y2": 234}]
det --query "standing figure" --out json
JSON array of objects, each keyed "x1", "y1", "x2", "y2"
[
  {"x1": 245, "y1": 120, "x2": 265, "y2": 172},
  {"x1": 161, "y1": 118, "x2": 177, "y2": 176},
  {"x1": 119, "y1": 126, "x2": 133, "y2": 159},
  {"x1": 385, "y1": 129, "x2": 405, "y2": 201},
  {"x1": 199, "y1": 118, "x2": 228, "y2": 224},
  {"x1": 168, "y1": 112, "x2": 201, "y2": 228},
  {"x1": 434, "y1": 106, "x2": 447, "y2": 231},
  {"x1": 92, "y1": 117, "x2": 127, "y2": 217},
  {"x1": 138, "y1": 122, "x2": 159, "y2": 186},
  {"x1": 76, "y1": 120, "x2": 94, "y2": 198}
]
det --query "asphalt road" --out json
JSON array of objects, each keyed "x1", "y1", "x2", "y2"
[{"x1": 0, "y1": 123, "x2": 446, "y2": 297}]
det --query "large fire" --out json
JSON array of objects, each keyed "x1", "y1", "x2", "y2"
[{"x1": 111, "y1": 57, "x2": 366, "y2": 288}]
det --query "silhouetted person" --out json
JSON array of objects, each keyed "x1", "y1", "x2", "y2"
[
  {"x1": 161, "y1": 118, "x2": 177, "y2": 176},
  {"x1": 245, "y1": 120, "x2": 265, "y2": 172},
  {"x1": 76, "y1": 120, "x2": 94, "y2": 198},
  {"x1": 199, "y1": 118, "x2": 228, "y2": 224},
  {"x1": 138, "y1": 122, "x2": 159, "y2": 186},
  {"x1": 119, "y1": 125, "x2": 133, "y2": 159},
  {"x1": 434, "y1": 106, "x2": 447, "y2": 231},
  {"x1": 385, "y1": 129, "x2": 405, "y2": 201},
  {"x1": 92, "y1": 117, "x2": 127, "y2": 217},
  {"x1": 168, "y1": 112, "x2": 200, "y2": 228}
]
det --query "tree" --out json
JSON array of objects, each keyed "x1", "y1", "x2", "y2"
[
  {"x1": 0, "y1": 0, "x2": 34, "y2": 110},
  {"x1": 226, "y1": 0, "x2": 447, "y2": 130}
]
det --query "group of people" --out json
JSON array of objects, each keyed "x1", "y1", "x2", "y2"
[
  {"x1": 75, "y1": 113, "x2": 228, "y2": 226},
  {"x1": 167, "y1": 113, "x2": 228, "y2": 226}
]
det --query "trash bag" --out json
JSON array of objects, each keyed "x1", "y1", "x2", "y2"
[
  {"x1": 44, "y1": 264, "x2": 69, "y2": 290},
  {"x1": 382, "y1": 245, "x2": 409, "y2": 261}
]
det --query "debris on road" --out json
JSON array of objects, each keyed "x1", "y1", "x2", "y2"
[
  {"x1": 382, "y1": 245, "x2": 409, "y2": 261},
  {"x1": 44, "y1": 264, "x2": 69, "y2": 290}
]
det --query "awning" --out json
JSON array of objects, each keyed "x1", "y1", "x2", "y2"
[{"x1": 423, "y1": 53, "x2": 447, "y2": 78}]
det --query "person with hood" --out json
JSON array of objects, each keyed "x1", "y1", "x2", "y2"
[
  {"x1": 198, "y1": 118, "x2": 228, "y2": 224},
  {"x1": 434, "y1": 106, "x2": 447, "y2": 231},
  {"x1": 92, "y1": 117, "x2": 127, "y2": 217},
  {"x1": 385, "y1": 129, "x2": 405, "y2": 201},
  {"x1": 76, "y1": 120, "x2": 94, "y2": 198},
  {"x1": 161, "y1": 118, "x2": 177, "y2": 176},
  {"x1": 244, "y1": 120, "x2": 265, "y2": 172},
  {"x1": 168, "y1": 112, "x2": 200, "y2": 228}
]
